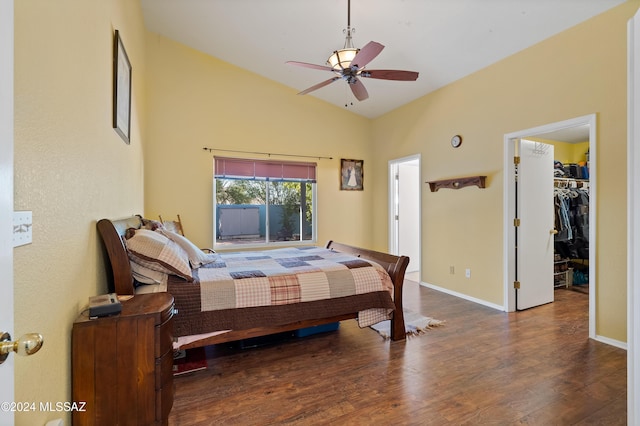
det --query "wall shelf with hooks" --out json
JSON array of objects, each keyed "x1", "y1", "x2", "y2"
[{"x1": 427, "y1": 175, "x2": 486, "y2": 192}]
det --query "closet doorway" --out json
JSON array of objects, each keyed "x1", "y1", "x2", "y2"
[
  {"x1": 504, "y1": 114, "x2": 596, "y2": 338},
  {"x1": 388, "y1": 155, "x2": 421, "y2": 282}
]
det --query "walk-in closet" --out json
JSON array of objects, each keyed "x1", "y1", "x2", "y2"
[{"x1": 552, "y1": 144, "x2": 590, "y2": 291}]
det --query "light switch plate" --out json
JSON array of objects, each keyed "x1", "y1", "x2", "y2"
[{"x1": 13, "y1": 211, "x2": 32, "y2": 247}]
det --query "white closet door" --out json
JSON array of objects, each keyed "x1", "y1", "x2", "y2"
[{"x1": 516, "y1": 139, "x2": 554, "y2": 310}]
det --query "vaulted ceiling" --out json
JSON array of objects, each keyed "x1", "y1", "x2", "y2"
[{"x1": 141, "y1": 0, "x2": 625, "y2": 120}]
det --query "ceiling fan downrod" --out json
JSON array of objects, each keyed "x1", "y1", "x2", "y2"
[{"x1": 343, "y1": 0, "x2": 355, "y2": 50}]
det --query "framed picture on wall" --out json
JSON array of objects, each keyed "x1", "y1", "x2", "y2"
[
  {"x1": 113, "y1": 30, "x2": 132, "y2": 144},
  {"x1": 340, "y1": 159, "x2": 364, "y2": 191}
]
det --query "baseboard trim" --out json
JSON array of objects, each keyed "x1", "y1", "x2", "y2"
[
  {"x1": 420, "y1": 281, "x2": 505, "y2": 312},
  {"x1": 594, "y1": 334, "x2": 628, "y2": 350}
]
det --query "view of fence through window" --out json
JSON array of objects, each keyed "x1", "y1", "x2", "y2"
[
  {"x1": 214, "y1": 178, "x2": 315, "y2": 246},
  {"x1": 213, "y1": 157, "x2": 317, "y2": 247}
]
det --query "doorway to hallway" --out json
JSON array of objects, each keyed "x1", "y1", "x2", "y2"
[{"x1": 389, "y1": 155, "x2": 421, "y2": 282}]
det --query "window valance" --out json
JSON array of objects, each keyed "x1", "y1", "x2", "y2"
[{"x1": 214, "y1": 156, "x2": 317, "y2": 182}]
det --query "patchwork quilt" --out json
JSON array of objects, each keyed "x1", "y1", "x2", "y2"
[{"x1": 167, "y1": 246, "x2": 396, "y2": 337}]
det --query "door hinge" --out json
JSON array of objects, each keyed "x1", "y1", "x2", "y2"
[
  {"x1": 514, "y1": 156, "x2": 520, "y2": 165},
  {"x1": 514, "y1": 281, "x2": 520, "y2": 289},
  {"x1": 514, "y1": 218, "x2": 520, "y2": 227}
]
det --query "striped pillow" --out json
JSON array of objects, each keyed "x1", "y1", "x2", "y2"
[{"x1": 125, "y1": 229, "x2": 192, "y2": 281}]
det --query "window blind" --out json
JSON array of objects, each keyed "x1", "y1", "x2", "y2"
[{"x1": 214, "y1": 156, "x2": 317, "y2": 182}]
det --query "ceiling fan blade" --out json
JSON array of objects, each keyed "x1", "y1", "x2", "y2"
[
  {"x1": 361, "y1": 69, "x2": 419, "y2": 81},
  {"x1": 351, "y1": 41, "x2": 384, "y2": 69},
  {"x1": 286, "y1": 61, "x2": 334, "y2": 72},
  {"x1": 297, "y1": 77, "x2": 341, "y2": 95},
  {"x1": 350, "y1": 78, "x2": 369, "y2": 101}
]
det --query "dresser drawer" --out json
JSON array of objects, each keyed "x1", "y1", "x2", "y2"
[
  {"x1": 160, "y1": 302, "x2": 174, "y2": 323},
  {"x1": 156, "y1": 349, "x2": 174, "y2": 390},
  {"x1": 155, "y1": 315, "x2": 174, "y2": 358},
  {"x1": 156, "y1": 380, "x2": 174, "y2": 424}
]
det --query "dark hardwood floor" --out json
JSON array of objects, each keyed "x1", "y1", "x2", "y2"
[{"x1": 169, "y1": 282, "x2": 626, "y2": 425}]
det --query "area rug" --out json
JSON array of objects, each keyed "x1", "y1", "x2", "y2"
[
  {"x1": 173, "y1": 347, "x2": 207, "y2": 376},
  {"x1": 371, "y1": 309, "x2": 445, "y2": 339}
]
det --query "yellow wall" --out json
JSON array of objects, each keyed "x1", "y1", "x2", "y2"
[
  {"x1": 532, "y1": 139, "x2": 589, "y2": 164},
  {"x1": 14, "y1": 0, "x2": 147, "y2": 424},
  {"x1": 558, "y1": 141, "x2": 589, "y2": 164},
  {"x1": 371, "y1": 1, "x2": 638, "y2": 341},
  {"x1": 144, "y1": 33, "x2": 373, "y2": 250}
]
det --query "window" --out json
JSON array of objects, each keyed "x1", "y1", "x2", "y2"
[{"x1": 214, "y1": 157, "x2": 316, "y2": 247}]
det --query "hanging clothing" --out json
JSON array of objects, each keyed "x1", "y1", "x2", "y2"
[
  {"x1": 554, "y1": 184, "x2": 589, "y2": 259},
  {"x1": 554, "y1": 189, "x2": 573, "y2": 242}
]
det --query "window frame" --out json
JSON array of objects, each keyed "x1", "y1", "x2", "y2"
[{"x1": 213, "y1": 157, "x2": 317, "y2": 250}]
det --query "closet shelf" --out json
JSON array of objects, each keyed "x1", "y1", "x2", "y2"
[{"x1": 427, "y1": 175, "x2": 486, "y2": 192}]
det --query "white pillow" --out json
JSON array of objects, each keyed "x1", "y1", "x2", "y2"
[
  {"x1": 158, "y1": 229, "x2": 219, "y2": 268},
  {"x1": 130, "y1": 261, "x2": 167, "y2": 285},
  {"x1": 125, "y1": 229, "x2": 192, "y2": 281}
]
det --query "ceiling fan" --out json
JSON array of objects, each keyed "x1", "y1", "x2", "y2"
[{"x1": 286, "y1": 0, "x2": 419, "y2": 102}]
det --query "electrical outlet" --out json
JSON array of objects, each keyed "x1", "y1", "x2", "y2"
[
  {"x1": 465, "y1": 268, "x2": 471, "y2": 278},
  {"x1": 13, "y1": 211, "x2": 32, "y2": 247},
  {"x1": 450, "y1": 266, "x2": 455, "y2": 274}
]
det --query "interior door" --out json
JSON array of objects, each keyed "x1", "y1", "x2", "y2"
[
  {"x1": 388, "y1": 156, "x2": 420, "y2": 278},
  {"x1": 515, "y1": 139, "x2": 555, "y2": 310},
  {"x1": 0, "y1": 0, "x2": 14, "y2": 422},
  {"x1": 397, "y1": 159, "x2": 420, "y2": 273}
]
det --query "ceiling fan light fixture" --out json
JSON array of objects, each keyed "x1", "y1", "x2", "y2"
[{"x1": 327, "y1": 48, "x2": 359, "y2": 71}]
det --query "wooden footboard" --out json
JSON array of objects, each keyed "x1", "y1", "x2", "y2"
[
  {"x1": 97, "y1": 217, "x2": 409, "y2": 347},
  {"x1": 326, "y1": 240, "x2": 409, "y2": 341}
]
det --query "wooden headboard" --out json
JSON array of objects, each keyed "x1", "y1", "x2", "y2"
[{"x1": 97, "y1": 216, "x2": 143, "y2": 295}]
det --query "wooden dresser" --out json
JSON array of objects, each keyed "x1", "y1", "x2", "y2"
[{"x1": 72, "y1": 293, "x2": 175, "y2": 425}]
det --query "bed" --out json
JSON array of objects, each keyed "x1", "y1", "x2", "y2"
[{"x1": 97, "y1": 216, "x2": 409, "y2": 349}]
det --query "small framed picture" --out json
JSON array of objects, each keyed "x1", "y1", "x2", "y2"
[
  {"x1": 113, "y1": 30, "x2": 132, "y2": 144},
  {"x1": 340, "y1": 159, "x2": 364, "y2": 191}
]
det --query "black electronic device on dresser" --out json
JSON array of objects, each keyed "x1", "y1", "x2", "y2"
[{"x1": 88, "y1": 292, "x2": 122, "y2": 318}]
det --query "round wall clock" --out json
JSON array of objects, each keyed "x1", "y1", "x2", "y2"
[{"x1": 451, "y1": 135, "x2": 462, "y2": 148}]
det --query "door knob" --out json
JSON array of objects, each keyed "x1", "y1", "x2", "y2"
[
  {"x1": 0, "y1": 331, "x2": 44, "y2": 365},
  {"x1": 550, "y1": 229, "x2": 558, "y2": 235}
]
